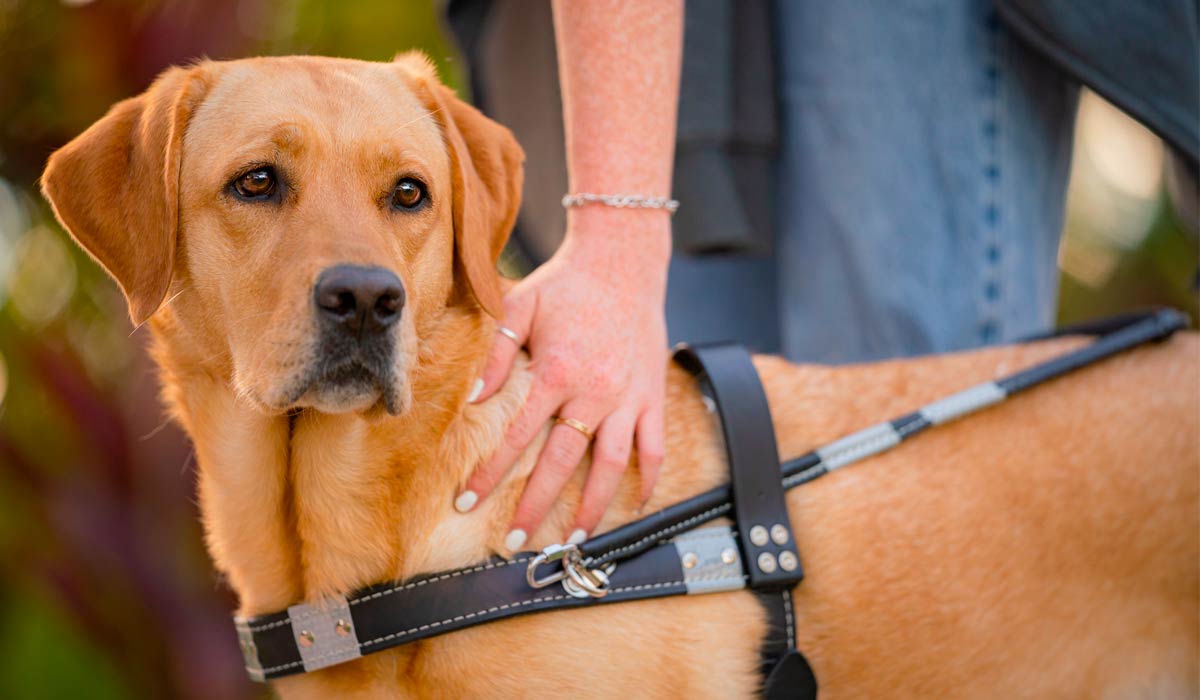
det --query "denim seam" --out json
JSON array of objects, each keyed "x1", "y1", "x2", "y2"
[{"x1": 980, "y1": 11, "x2": 1004, "y2": 344}]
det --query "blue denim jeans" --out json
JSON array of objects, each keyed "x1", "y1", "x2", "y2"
[{"x1": 665, "y1": 0, "x2": 1079, "y2": 363}]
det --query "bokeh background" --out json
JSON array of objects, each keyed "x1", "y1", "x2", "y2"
[{"x1": 0, "y1": 1, "x2": 1195, "y2": 698}]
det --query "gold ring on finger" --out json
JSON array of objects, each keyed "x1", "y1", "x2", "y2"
[{"x1": 554, "y1": 416, "x2": 595, "y2": 441}]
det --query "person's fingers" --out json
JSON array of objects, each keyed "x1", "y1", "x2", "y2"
[
  {"x1": 455, "y1": 386, "x2": 558, "y2": 513},
  {"x1": 567, "y1": 407, "x2": 637, "y2": 542},
  {"x1": 505, "y1": 400, "x2": 602, "y2": 552},
  {"x1": 634, "y1": 399, "x2": 665, "y2": 507},
  {"x1": 471, "y1": 290, "x2": 536, "y2": 404}
]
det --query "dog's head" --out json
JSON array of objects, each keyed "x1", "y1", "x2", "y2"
[{"x1": 41, "y1": 54, "x2": 522, "y2": 416}]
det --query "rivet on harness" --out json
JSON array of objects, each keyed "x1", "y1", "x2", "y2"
[{"x1": 232, "y1": 308, "x2": 1186, "y2": 699}]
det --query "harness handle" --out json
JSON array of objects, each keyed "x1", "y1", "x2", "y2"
[{"x1": 580, "y1": 308, "x2": 1188, "y2": 568}]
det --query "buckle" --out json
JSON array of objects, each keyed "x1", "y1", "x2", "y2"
[{"x1": 526, "y1": 543, "x2": 616, "y2": 599}]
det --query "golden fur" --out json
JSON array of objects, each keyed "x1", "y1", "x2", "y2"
[{"x1": 42, "y1": 55, "x2": 1198, "y2": 698}]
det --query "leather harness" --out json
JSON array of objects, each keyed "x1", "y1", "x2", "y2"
[{"x1": 233, "y1": 309, "x2": 1185, "y2": 698}]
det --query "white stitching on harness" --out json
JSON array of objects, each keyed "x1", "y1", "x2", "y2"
[
  {"x1": 780, "y1": 590, "x2": 794, "y2": 649},
  {"x1": 351, "y1": 556, "x2": 534, "y2": 605},
  {"x1": 357, "y1": 592, "x2": 573, "y2": 650},
  {"x1": 670, "y1": 527, "x2": 739, "y2": 543},
  {"x1": 256, "y1": 580, "x2": 691, "y2": 675},
  {"x1": 258, "y1": 659, "x2": 304, "y2": 674},
  {"x1": 357, "y1": 580, "x2": 687, "y2": 650},
  {"x1": 242, "y1": 617, "x2": 290, "y2": 633},
  {"x1": 687, "y1": 572, "x2": 749, "y2": 585},
  {"x1": 591, "y1": 503, "x2": 733, "y2": 563},
  {"x1": 782, "y1": 464, "x2": 824, "y2": 489},
  {"x1": 245, "y1": 557, "x2": 533, "y2": 632}
]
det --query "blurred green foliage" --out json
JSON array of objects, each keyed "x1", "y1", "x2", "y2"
[
  {"x1": 1059, "y1": 190, "x2": 1198, "y2": 324},
  {"x1": 0, "y1": 2, "x2": 1194, "y2": 700},
  {"x1": 1056, "y1": 91, "x2": 1198, "y2": 325},
  {"x1": 0, "y1": 591, "x2": 127, "y2": 700}
]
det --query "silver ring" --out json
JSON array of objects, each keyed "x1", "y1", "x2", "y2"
[{"x1": 496, "y1": 326, "x2": 520, "y2": 344}]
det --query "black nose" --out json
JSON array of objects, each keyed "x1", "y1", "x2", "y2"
[{"x1": 314, "y1": 265, "x2": 405, "y2": 336}]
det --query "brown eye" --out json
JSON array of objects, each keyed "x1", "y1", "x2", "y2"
[
  {"x1": 391, "y1": 178, "x2": 425, "y2": 210},
  {"x1": 234, "y1": 168, "x2": 276, "y2": 199}
]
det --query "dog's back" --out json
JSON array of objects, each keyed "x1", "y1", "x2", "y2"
[{"x1": 759, "y1": 333, "x2": 1198, "y2": 698}]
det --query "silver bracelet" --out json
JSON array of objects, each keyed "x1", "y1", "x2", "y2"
[{"x1": 561, "y1": 192, "x2": 680, "y2": 214}]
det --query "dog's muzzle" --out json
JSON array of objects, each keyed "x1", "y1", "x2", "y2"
[{"x1": 280, "y1": 265, "x2": 409, "y2": 414}]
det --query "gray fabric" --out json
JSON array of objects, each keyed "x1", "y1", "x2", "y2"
[
  {"x1": 472, "y1": 0, "x2": 566, "y2": 264},
  {"x1": 673, "y1": 0, "x2": 778, "y2": 254},
  {"x1": 677, "y1": 0, "x2": 734, "y2": 143},
  {"x1": 665, "y1": 253, "x2": 780, "y2": 352},
  {"x1": 996, "y1": 0, "x2": 1200, "y2": 163}
]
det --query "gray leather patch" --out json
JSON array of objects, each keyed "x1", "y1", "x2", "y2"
[
  {"x1": 672, "y1": 525, "x2": 746, "y2": 594},
  {"x1": 288, "y1": 596, "x2": 362, "y2": 672}
]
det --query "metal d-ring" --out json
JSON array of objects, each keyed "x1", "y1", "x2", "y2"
[
  {"x1": 562, "y1": 557, "x2": 616, "y2": 599},
  {"x1": 526, "y1": 543, "x2": 616, "y2": 599}
]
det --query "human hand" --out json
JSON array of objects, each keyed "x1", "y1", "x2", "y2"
[{"x1": 456, "y1": 208, "x2": 670, "y2": 551}]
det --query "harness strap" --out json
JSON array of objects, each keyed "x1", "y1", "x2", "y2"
[
  {"x1": 674, "y1": 344, "x2": 815, "y2": 698},
  {"x1": 236, "y1": 534, "x2": 740, "y2": 680},
  {"x1": 763, "y1": 648, "x2": 820, "y2": 700},
  {"x1": 674, "y1": 344, "x2": 804, "y2": 590},
  {"x1": 757, "y1": 590, "x2": 818, "y2": 699}
]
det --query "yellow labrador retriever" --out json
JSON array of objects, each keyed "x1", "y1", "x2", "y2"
[{"x1": 42, "y1": 54, "x2": 1198, "y2": 698}]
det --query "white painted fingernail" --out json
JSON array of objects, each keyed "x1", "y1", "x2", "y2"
[
  {"x1": 504, "y1": 529, "x2": 527, "y2": 552},
  {"x1": 454, "y1": 490, "x2": 478, "y2": 513},
  {"x1": 566, "y1": 529, "x2": 587, "y2": 545},
  {"x1": 467, "y1": 378, "x2": 484, "y2": 404}
]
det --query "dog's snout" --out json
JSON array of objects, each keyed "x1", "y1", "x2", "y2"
[{"x1": 314, "y1": 265, "x2": 405, "y2": 335}]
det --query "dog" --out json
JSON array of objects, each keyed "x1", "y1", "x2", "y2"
[{"x1": 41, "y1": 54, "x2": 1198, "y2": 698}]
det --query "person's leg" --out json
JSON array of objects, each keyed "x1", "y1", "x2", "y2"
[{"x1": 774, "y1": 0, "x2": 1080, "y2": 363}]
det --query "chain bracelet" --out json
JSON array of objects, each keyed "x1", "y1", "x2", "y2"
[{"x1": 561, "y1": 192, "x2": 680, "y2": 214}]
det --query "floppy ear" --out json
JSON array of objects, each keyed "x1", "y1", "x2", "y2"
[
  {"x1": 41, "y1": 65, "x2": 210, "y2": 325},
  {"x1": 401, "y1": 56, "x2": 524, "y2": 319}
]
